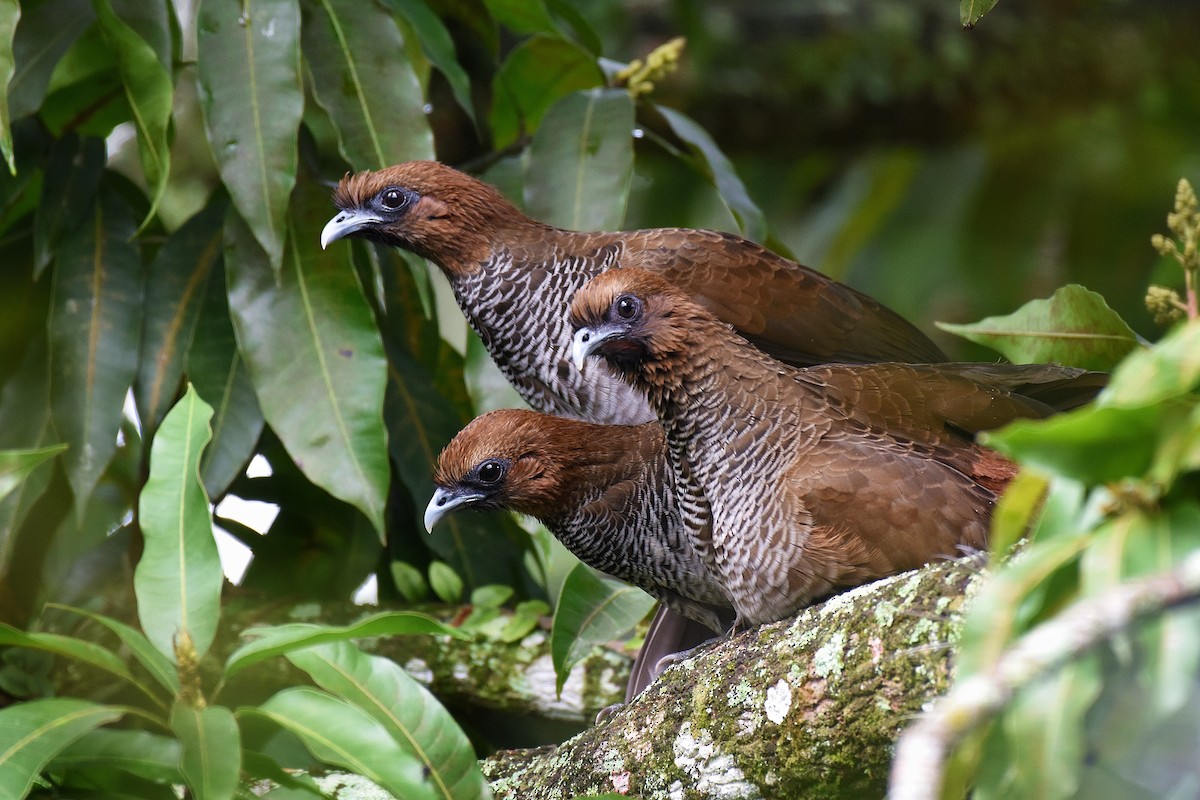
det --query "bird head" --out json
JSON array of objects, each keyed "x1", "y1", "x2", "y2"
[
  {"x1": 569, "y1": 268, "x2": 692, "y2": 379},
  {"x1": 320, "y1": 161, "x2": 523, "y2": 274},
  {"x1": 425, "y1": 409, "x2": 578, "y2": 531}
]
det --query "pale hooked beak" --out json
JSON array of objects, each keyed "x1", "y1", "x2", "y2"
[
  {"x1": 571, "y1": 325, "x2": 622, "y2": 371},
  {"x1": 320, "y1": 209, "x2": 382, "y2": 249},
  {"x1": 423, "y1": 486, "x2": 485, "y2": 532}
]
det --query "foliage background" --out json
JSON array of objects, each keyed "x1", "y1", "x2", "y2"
[{"x1": 0, "y1": 0, "x2": 1198, "y2": 796}]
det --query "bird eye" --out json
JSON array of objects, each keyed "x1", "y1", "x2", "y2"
[
  {"x1": 379, "y1": 188, "x2": 407, "y2": 210},
  {"x1": 476, "y1": 459, "x2": 506, "y2": 485},
  {"x1": 614, "y1": 294, "x2": 641, "y2": 320}
]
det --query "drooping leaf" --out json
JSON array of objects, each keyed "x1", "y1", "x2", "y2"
[
  {"x1": 385, "y1": 0, "x2": 474, "y2": 123},
  {"x1": 490, "y1": 34, "x2": 602, "y2": 149},
  {"x1": 32, "y1": 134, "x2": 105, "y2": 277},
  {"x1": 7, "y1": 0, "x2": 94, "y2": 121},
  {"x1": 962, "y1": 0, "x2": 1000, "y2": 27},
  {"x1": 550, "y1": 563, "x2": 655, "y2": 694},
  {"x1": 287, "y1": 641, "x2": 491, "y2": 800},
  {"x1": 170, "y1": 703, "x2": 240, "y2": 800},
  {"x1": 224, "y1": 611, "x2": 467, "y2": 679},
  {"x1": 196, "y1": 0, "x2": 302, "y2": 273},
  {"x1": 93, "y1": 0, "x2": 173, "y2": 228},
  {"x1": 654, "y1": 103, "x2": 768, "y2": 242},
  {"x1": 0, "y1": 699, "x2": 123, "y2": 799},
  {"x1": 0, "y1": 624, "x2": 142, "y2": 694},
  {"x1": 525, "y1": 88, "x2": 634, "y2": 231},
  {"x1": 0, "y1": 1, "x2": 22, "y2": 174},
  {"x1": 482, "y1": 0, "x2": 556, "y2": 34},
  {"x1": 50, "y1": 604, "x2": 178, "y2": 694},
  {"x1": 187, "y1": 264, "x2": 264, "y2": 500},
  {"x1": 51, "y1": 728, "x2": 182, "y2": 785},
  {"x1": 135, "y1": 194, "x2": 226, "y2": 436},
  {"x1": 250, "y1": 687, "x2": 440, "y2": 800},
  {"x1": 1100, "y1": 318, "x2": 1200, "y2": 409},
  {"x1": 936, "y1": 285, "x2": 1142, "y2": 371},
  {"x1": 0, "y1": 445, "x2": 66, "y2": 506},
  {"x1": 224, "y1": 182, "x2": 390, "y2": 539},
  {"x1": 135, "y1": 385, "x2": 220, "y2": 662},
  {"x1": 108, "y1": 0, "x2": 172, "y2": 69},
  {"x1": 48, "y1": 186, "x2": 142, "y2": 515},
  {"x1": 301, "y1": 0, "x2": 433, "y2": 171}
]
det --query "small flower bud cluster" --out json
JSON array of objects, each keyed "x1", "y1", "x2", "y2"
[{"x1": 616, "y1": 37, "x2": 686, "y2": 98}]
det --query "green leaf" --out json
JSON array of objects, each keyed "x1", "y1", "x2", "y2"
[
  {"x1": 0, "y1": 623, "x2": 141, "y2": 692},
  {"x1": 0, "y1": 445, "x2": 66, "y2": 505},
  {"x1": 525, "y1": 88, "x2": 634, "y2": 231},
  {"x1": 302, "y1": 0, "x2": 433, "y2": 171},
  {"x1": 50, "y1": 604, "x2": 179, "y2": 695},
  {"x1": 428, "y1": 560, "x2": 463, "y2": 603},
  {"x1": 251, "y1": 687, "x2": 440, "y2": 800},
  {"x1": 0, "y1": 1, "x2": 18, "y2": 174},
  {"x1": 550, "y1": 564, "x2": 655, "y2": 694},
  {"x1": 197, "y1": 0, "x2": 302, "y2": 273},
  {"x1": 961, "y1": 0, "x2": 999, "y2": 27},
  {"x1": 108, "y1": 0, "x2": 172, "y2": 70},
  {"x1": 135, "y1": 385, "x2": 221, "y2": 662},
  {"x1": 0, "y1": 699, "x2": 124, "y2": 798},
  {"x1": 287, "y1": 641, "x2": 491, "y2": 800},
  {"x1": 1100, "y1": 318, "x2": 1200, "y2": 408},
  {"x1": 8, "y1": 0, "x2": 94, "y2": 121},
  {"x1": 983, "y1": 403, "x2": 1174, "y2": 484},
  {"x1": 32, "y1": 134, "x2": 105, "y2": 278},
  {"x1": 936, "y1": 285, "x2": 1142, "y2": 371},
  {"x1": 482, "y1": 0, "x2": 556, "y2": 34},
  {"x1": 170, "y1": 704, "x2": 240, "y2": 800},
  {"x1": 135, "y1": 195, "x2": 226, "y2": 436},
  {"x1": 225, "y1": 182, "x2": 390, "y2": 539},
  {"x1": 92, "y1": 0, "x2": 173, "y2": 229},
  {"x1": 654, "y1": 103, "x2": 768, "y2": 242},
  {"x1": 187, "y1": 265, "x2": 264, "y2": 500},
  {"x1": 48, "y1": 187, "x2": 142, "y2": 515},
  {"x1": 386, "y1": 0, "x2": 474, "y2": 123},
  {"x1": 471, "y1": 584, "x2": 513, "y2": 609},
  {"x1": 390, "y1": 560, "x2": 429, "y2": 603},
  {"x1": 489, "y1": 34, "x2": 602, "y2": 149},
  {"x1": 224, "y1": 611, "x2": 467, "y2": 679},
  {"x1": 52, "y1": 728, "x2": 181, "y2": 785},
  {"x1": 500, "y1": 599, "x2": 549, "y2": 644},
  {"x1": 987, "y1": 470, "x2": 1049, "y2": 557}
]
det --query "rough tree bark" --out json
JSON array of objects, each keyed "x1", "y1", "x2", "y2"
[{"x1": 480, "y1": 557, "x2": 983, "y2": 800}]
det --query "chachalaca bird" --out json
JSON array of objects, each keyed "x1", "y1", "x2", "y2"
[
  {"x1": 569, "y1": 268, "x2": 1102, "y2": 627},
  {"x1": 423, "y1": 409, "x2": 734, "y2": 635},
  {"x1": 319, "y1": 160, "x2": 948, "y2": 426},
  {"x1": 320, "y1": 160, "x2": 951, "y2": 695}
]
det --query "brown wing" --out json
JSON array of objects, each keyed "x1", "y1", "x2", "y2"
[{"x1": 621, "y1": 228, "x2": 948, "y2": 365}]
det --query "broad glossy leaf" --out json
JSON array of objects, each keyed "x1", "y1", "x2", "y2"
[
  {"x1": 93, "y1": 0, "x2": 173, "y2": 227},
  {"x1": 32, "y1": 134, "x2": 105, "y2": 277},
  {"x1": 0, "y1": 1, "x2": 20, "y2": 174},
  {"x1": 551, "y1": 564, "x2": 655, "y2": 694},
  {"x1": 0, "y1": 445, "x2": 65, "y2": 505},
  {"x1": 490, "y1": 34, "x2": 601, "y2": 148},
  {"x1": 288, "y1": 641, "x2": 491, "y2": 800},
  {"x1": 302, "y1": 0, "x2": 433, "y2": 171},
  {"x1": 224, "y1": 611, "x2": 466, "y2": 679},
  {"x1": 525, "y1": 88, "x2": 633, "y2": 231},
  {"x1": 51, "y1": 604, "x2": 178, "y2": 694},
  {"x1": 482, "y1": 0, "x2": 556, "y2": 34},
  {"x1": 136, "y1": 195, "x2": 226, "y2": 436},
  {"x1": 386, "y1": 0, "x2": 474, "y2": 122},
  {"x1": 961, "y1": 0, "x2": 999, "y2": 27},
  {"x1": 983, "y1": 403, "x2": 1172, "y2": 484},
  {"x1": 52, "y1": 728, "x2": 181, "y2": 785},
  {"x1": 197, "y1": 0, "x2": 302, "y2": 272},
  {"x1": 7, "y1": 0, "x2": 94, "y2": 120},
  {"x1": 135, "y1": 385, "x2": 220, "y2": 662},
  {"x1": 48, "y1": 187, "x2": 142, "y2": 515},
  {"x1": 187, "y1": 265, "x2": 264, "y2": 500},
  {"x1": 1101, "y1": 318, "x2": 1200, "y2": 408},
  {"x1": 225, "y1": 183, "x2": 389, "y2": 538},
  {"x1": 655, "y1": 104, "x2": 768, "y2": 242},
  {"x1": 0, "y1": 699, "x2": 123, "y2": 798},
  {"x1": 0, "y1": 623, "x2": 139, "y2": 689},
  {"x1": 936, "y1": 285, "x2": 1142, "y2": 371},
  {"x1": 170, "y1": 704, "x2": 240, "y2": 800},
  {"x1": 109, "y1": 0, "x2": 172, "y2": 69},
  {"x1": 251, "y1": 687, "x2": 439, "y2": 800}
]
